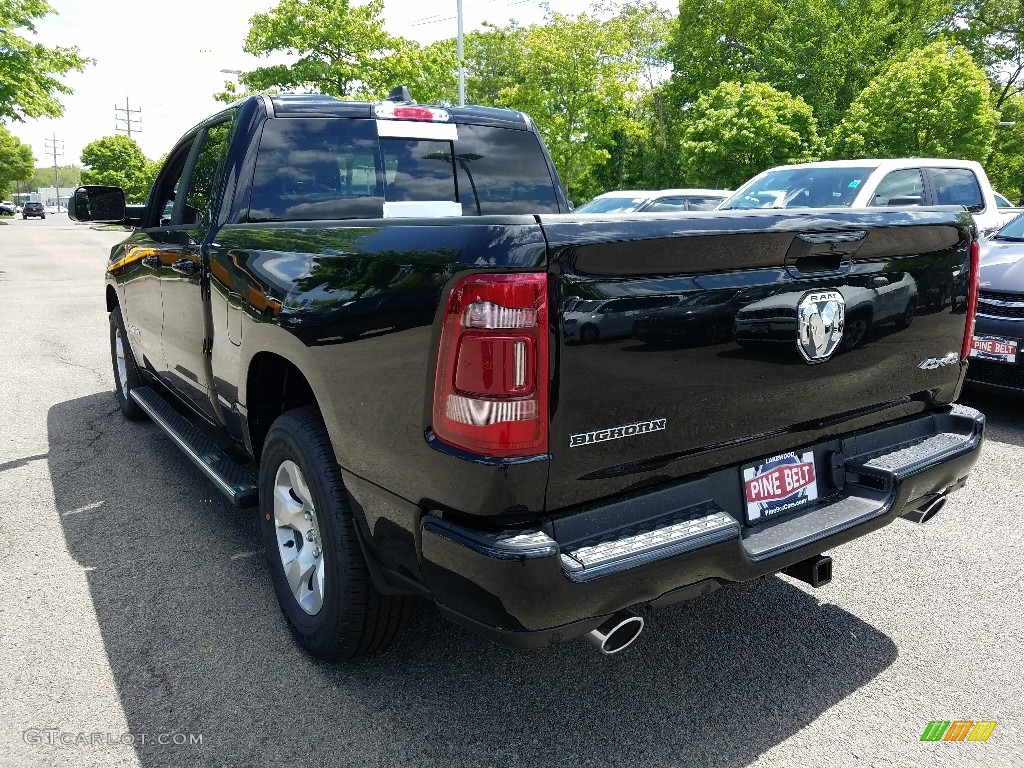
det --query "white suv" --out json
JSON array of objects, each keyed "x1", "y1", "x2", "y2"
[{"x1": 720, "y1": 159, "x2": 1011, "y2": 234}]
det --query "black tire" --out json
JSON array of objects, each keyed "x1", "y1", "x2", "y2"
[
  {"x1": 705, "y1": 322, "x2": 729, "y2": 344},
  {"x1": 895, "y1": 299, "x2": 915, "y2": 330},
  {"x1": 109, "y1": 307, "x2": 147, "y2": 420},
  {"x1": 259, "y1": 408, "x2": 412, "y2": 661},
  {"x1": 580, "y1": 324, "x2": 600, "y2": 344},
  {"x1": 929, "y1": 286, "x2": 949, "y2": 311},
  {"x1": 842, "y1": 314, "x2": 870, "y2": 350}
]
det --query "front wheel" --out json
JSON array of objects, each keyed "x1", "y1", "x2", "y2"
[
  {"x1": 259, "y1": 408, "x2": 412, "y2": 660},
  {"x1": 109, "y1": 307, "x2": 146, "y2": 420},
  {"x1": 842, "y1": 315, "x2": 870, "y2": 350}
]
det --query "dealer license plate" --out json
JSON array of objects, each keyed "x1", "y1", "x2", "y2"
[
  {"x1": 742, "y1": 451, "x2": 819, "y2": 524},
  {"x1": 970, "y1": 335, "x2": 1018, "y2": 364}
]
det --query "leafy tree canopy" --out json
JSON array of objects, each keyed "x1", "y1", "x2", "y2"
[
  {"x1": 0, "y1": 0, "x2": 90, "y2": 123},
  {"x1": 667, "y1": 0, "x2": 947, "y2": 129},
  {"x1": 215, "y1": 0, "x2": 456, "y2": 103},
  {"x1": 0, "y1": 125, "x2": 35, "y2": 198},
  {"x1": 984, "y1": 95, "x2": 1024, "y2": 201},
  {"x1": 951, "y1": 0, "x2": 1024, "y2": 107},
  {"x1": 681, "y1": 81, "x2": 822, "y2": 188},
  {"x1": 27, "y1": 163, "x2": 81, "y2": 190},
  {"x1": 80, "y1": 135, "x2": 158, "y2": 203},
  {"x1": 500, "y1": 13, "x2": 634, "y2": 198},
  {"x1": 830, "y1": 42, "x2": 997, "y2": 160}
]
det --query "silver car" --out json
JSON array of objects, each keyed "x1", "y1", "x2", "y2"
[{"x1": 574, "y1": 189, "x2": 732, "y2": 214}]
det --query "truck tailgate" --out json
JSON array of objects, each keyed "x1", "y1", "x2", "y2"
[{"x1": 541, "y1": 209, "x2": 974, "y2": 510}]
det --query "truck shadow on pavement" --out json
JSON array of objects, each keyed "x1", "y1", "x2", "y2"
[{"x1": 50, "y1": 392, "x2": 898, "y2": 768}]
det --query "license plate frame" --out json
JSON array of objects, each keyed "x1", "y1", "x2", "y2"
[
  {"x1": 742, "y1": 451, "x2": 819, "y2": 524},
  {"x1": 970, "y1": 334, "x2": 1019, "y2": 364}
]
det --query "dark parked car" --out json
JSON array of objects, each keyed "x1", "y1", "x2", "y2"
[
  {"x1": 0, "y1": 201, "x2": 16, "y2": 216},
  {"x1": 966, "y1": 213, "x2": 1024, "y2": 393},
  {"x1": 22, "y1": 202, "x2": 45, "y2": 219},
  {"x1": 633, "y1": 287, "x2": 777, "y2": 345}
]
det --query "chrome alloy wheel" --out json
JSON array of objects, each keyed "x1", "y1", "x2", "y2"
[
  {"x1": 114, "y1": 326, "x2": 129, "y2": 395},
  {"x1": 273, "y1": 459, "x2": 326, "y2": 615}
]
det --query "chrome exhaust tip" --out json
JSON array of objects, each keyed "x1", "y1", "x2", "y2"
[
  {"x1": 901, "y1": 494, "x2": 946, "y2": 524},
  {"x1": 585, "y1": 611, "x2": 645, "y2": 655}
]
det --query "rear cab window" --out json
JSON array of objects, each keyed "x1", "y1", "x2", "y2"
[{"x1": 246, "y1": 118, "x2": 560, "y2": 222}]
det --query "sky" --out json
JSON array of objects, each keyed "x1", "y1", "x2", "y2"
[{"x1": 9, "y1": 0, "x2": 673, "y2": 170}]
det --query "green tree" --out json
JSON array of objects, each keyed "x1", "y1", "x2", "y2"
[
  {"x1": 987, "y1": 96, "x2": 1024, "y2": 201},
  {"x1": 0, "y1": 0, "x2": 90, "y2": 122},
  {"x1": 463, "y1": 23, "x2": 527, "y2": 106},
  {"x1": 0, "y1": 126, "x2": 35, "y2": 198},
  {"x1": 215, "y1": 0, "x2": 454, "y2": 103},
  {"x1": 80, "y1": 136, "x2": 156, "y2": 203},
  {"x1": 27, "y1": 164, "x2": 81, "y2": 190},
  {"x1": 591, "y1": 2, "x2": 681, "y2": 192},
  {"x1": 951, "y1": 0, "x2": 1024, "y2": 108},
  {"x1": 681, "y1": 81, "x2": 822, "y2": 188},
  {"x1": 666, "y1": 0, "x2": 947, "y2": 130},
  {"x1": 502, "y1": 13, "x2": 633, "y2": 200},
  {"x1": 830, "y1": 42, "x2": 997, "y2": 160}
]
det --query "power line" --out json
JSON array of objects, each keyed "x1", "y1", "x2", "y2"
[
  {"x1": 115, "y1": 97, "x2": 142, "y2": 138},
  {"x1": 390, "y1": 0, "x2": 537, "y2": 31}
]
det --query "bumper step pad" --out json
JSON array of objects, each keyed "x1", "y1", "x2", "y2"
[
  {"x1": 130, "y1": 387, "x2": 258, "y2": 507},
  {"x1": 559, "y1": 503, "x2": 739, "y2": 583}
]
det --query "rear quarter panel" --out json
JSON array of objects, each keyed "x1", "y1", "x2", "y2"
[{"x1": 209, "y1": 218, "x2": 551, "y2": 516}]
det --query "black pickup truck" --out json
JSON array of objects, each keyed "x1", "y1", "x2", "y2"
[{"x1": 70, "y1": 90, "x2": 985, "y2": 660}]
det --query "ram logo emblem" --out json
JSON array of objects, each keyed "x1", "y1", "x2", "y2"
[{"x1": 797, "y1": 290, "x2": 845, "y2": 363}]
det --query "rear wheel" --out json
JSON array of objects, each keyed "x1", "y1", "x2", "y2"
[
  {"x1": 259, "y1": 408, "x2": 412, "y2": 660},
  {"x1": 109, "y1": 307, "x2": 146, "y2": 420},
  {"x1": 895, "y1": 299, "x2": 915, "y2": 330}
]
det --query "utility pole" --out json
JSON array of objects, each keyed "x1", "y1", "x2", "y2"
[
  {"x1": 457, "y1": 0, "x2": 465, "y2": 106},
  {"x1": 45, "y1": 133, "x2": 64, "y2": 210},
  {"x1": 115, "y1": 97, "x2": 142, "y2": 139}
]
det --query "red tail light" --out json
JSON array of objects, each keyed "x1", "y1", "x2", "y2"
[
  {"x1": 960, "y1": 239, "x2": 981, "y2": 361},
  {"x1": 432, "y1": 273, "x2": 549, "y2": 457}
]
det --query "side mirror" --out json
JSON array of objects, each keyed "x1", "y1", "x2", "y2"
[{"x1": 68, "y1": 185, "x2": 127, "y2": 223}]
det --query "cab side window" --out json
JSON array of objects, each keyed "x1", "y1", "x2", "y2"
[
  {"x1": 149, "y1": 141, "x2": 194, "y2": 228},
  {"x1": 870, "y1": 169, "x2": 925, "y2": 206},
  {"x1": 181, "y1": 120, "x2": 233, "y2": 226},
  {"x1": 646, "y1": 198, "x2": 688, "y2": 212}
]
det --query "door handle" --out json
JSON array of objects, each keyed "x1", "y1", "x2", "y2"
[
  {"x1": 171, "y1": 258, "x2": 199, "y2": 275},
  {"x1": 141, "y1": 256, "x2": 160, "y2": 269}
]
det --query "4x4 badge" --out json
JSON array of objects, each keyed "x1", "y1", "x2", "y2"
[{"x1": 797, "y1": 290, "x2": 845, "y2": 363}]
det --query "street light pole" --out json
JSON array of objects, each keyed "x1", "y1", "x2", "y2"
[{"x1": 457, "y1": 0, "x2": 465, "y2": 106}]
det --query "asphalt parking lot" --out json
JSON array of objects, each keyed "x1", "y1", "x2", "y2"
[{"x1": 1, "y1": 214, "x2": 1022, "y2": 768}]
